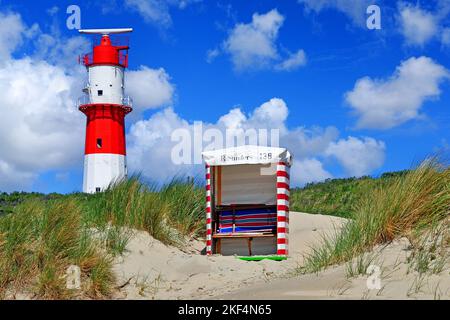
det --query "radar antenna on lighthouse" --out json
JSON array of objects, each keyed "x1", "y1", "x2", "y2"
[
  {"x1": 79, "y1": 28, "x2": 133, "y2": 35},
  {"x1": 78, "y1": 28, "x2": 133, "y2": 193}
]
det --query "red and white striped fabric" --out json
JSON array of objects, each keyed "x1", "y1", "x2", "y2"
[
  {"x1": 276, "y1": 162, "x2": 290, "y2": 256},
  {"x1": 205, "y1": 165, "x2": 212, "y2": 255}
]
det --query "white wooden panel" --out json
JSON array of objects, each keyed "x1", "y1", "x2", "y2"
[{"x1": 220, "y1": 164, "x2": 277, "y2": 205}]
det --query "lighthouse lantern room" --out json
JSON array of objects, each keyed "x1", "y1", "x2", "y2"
[{"x1": 78, "y1": 28, "x2": 133, "y2": 193}]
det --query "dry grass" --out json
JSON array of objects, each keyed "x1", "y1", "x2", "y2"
[
  {"x1": 0, "y1": 199, "x2": 114, "y2": 299},
  {"x1": 0, "y1": 176, "x2": 204, "y2": 299},
  {"x1": 301, "y1": 158, "x2": 450, "y2": 273}
]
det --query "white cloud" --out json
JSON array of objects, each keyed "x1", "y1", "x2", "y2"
[
  {"x1": 217, "y1": 108, "x2": 247, "y2": 130},
  {"x1": 127, "y1": 108, "x2": 197, "y2": 182},
  {"x1": 126, "y1": 0, "x2": 172, "y2": 28},
  {"x1": 442, "y1": 28, "x2": 450, "y2": 46},
  {"x1": 397, "y1": 2, "x2": 450, "y2": 47},
  {"x1": 46, "y1": 6, "x2": 59, "y2": 16},
  {"x1": 218, "y1": 9, "x2": 307, "y2": 72},
  {"x1": 345, "y1": 56, "x2": 449, "y2": 129},
  {"x1": 398, "y1": 3, "x2": 439, "y2": 47},
  {"x1": 206, "y1": 48, "x2": 220, "y2": 63},
  {"x1": 437, "y1": 0, "x2": 450, "y2": 18},
  {"x1": 0, "y1": 11, "x2": 87, "y2": 191},
  {"x1": 325, "y1": 137, "x2": 386, "y2": 177},
  {"x1": 0, "y1": 159, "x2": 37, "y2": 192},
  {"x1": 283, "y1": 126, "x2": 339, "y2": 159},
  {"x1": 0, "y1": 58, "x2": 85, "y2": 191},
  {"x1": 291, "y1": 158, "x2": 332, "y2": 186},
  {"x1": 216, "y1": 98, "x2": 289, "y2": 133},
  {"x1": 223, "y1": 9, "x2": 284, "y2": 71},
  {"x1": 248, "y1": 98, "x2": 288, "y2": 132},
  {"x1": 125, "y1": 0, "x2": 201, "y2": 28},
  {"x1": 127, "y1": 98, "x2": 385, "y2": 186},
  {"x1": 126, "y1": 66, "x2": 175, "y2": 113},
  {"x1": 0, "y1": 11, "x2": 29, "y2": 60},
  {"x1": 33, "y1": 33, "x2": 90, "y2": 69},
  {"x1": 298, "y1": 0, "x2": 373, "y2": 27},
  {"x1": 275, "y1": 49, "x2": 307, "y2": 71},
  {"x1": 0, "y1": 10, "x2": 174, "y2": 191}
]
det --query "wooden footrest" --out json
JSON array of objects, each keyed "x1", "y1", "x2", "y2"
[{"x1": 212, "y1": 232, "x2": 275, "y2": 255}]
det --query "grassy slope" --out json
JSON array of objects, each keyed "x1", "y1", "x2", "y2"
[
  {"x1": 299, "y1": 159, "x2": 449, "y2": 275},
  {"x1": 290, "y1": 171, "x2": 410, "y2": 218},
  {"x1": 0, "y1": 192, "x2": 63, "y2": 217},
  {"x1": 0, "y1": 177, "x2": 204, "y2": 299}
]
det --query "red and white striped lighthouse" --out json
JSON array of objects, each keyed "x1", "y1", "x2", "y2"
[{"x1": 78, "y1": 28, "x2": 133, "y2": 193}]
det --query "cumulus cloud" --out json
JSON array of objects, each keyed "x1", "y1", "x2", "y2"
[
  {"x1": 345, "y1": 56, "x2": 449, "y2": 129},
  {"x1": 298, "y1": 0, "x2": 373, "y2": 27},
  {"x1": 0, "y1": 10, "x2": 175, "y2": 191},
  {"x1": 127, "y1": 108, "x2": 197, "y2": 182},
  {"x1": 125, "y1": 0, "x2": 201, "y2": 28},
  {"x1": 442, "y1": 28, "x2": 450, "y2": 46},
  {"x1": 298, "y1": 1, "x2": 449, "y2": 47},
  {"x1": 275, "y1": 49, "x2": 307, "y2": 72},
  {"x1": 218, "y1": 9, "x2": 307, "y2": 72},
  {"x1": 0, "y1": 11, "x2": 31, "y2": 60},
  {"x1": 33, "y1": 33, "x2": 90, "y2": 69},
  {"x1": 325, "y1": 137, "x2": 386, "y2": 177},
  {"x1": 398, "y1": 2, "x2": 450, "y2": 47},
  {"x1": 290, "y1": 158, "x2": 332, "y2": 186},
  {"x1": 223, "y1": 9, "x2": 284, "y2": 70},
  {"x1": 0, "y1": 159, "x2": 37, "y2": 192},
  {"x1": 206, "y1": 48, "x2": 220, "y2": 63},
  {"x1": 247, "y1": 98, "x2": 288, "y2": 133},
  {"x1": 398, "y1": 3, "x2": 439, "y2": 47},
  {"x1": 0, "y1": 12, "x2": 85, "y2": 191},
  {"x1": 126, "y1": 66, "x2": 175, "y2": 113},
  {"x1": 127, "y1": 98, "x2": 386, "y2": 186},
  {"x1": 0, "y1": 58, "x2": 85, "y2": 191}
]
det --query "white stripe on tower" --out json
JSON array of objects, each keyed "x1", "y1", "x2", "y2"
[
  {"x1": 276, "y1": 162, "x2": 290, "y2": 256},
  {"x1": 83, "y1": 154, "x2": 127, "y2": 193},
  {"x1": 205, "y1": 165, "x2": 212, "y2": 255}
]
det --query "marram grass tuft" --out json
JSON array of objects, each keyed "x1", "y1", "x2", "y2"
[{"x1": 301, "y1": 158, "x2": 450, "y2": 274}]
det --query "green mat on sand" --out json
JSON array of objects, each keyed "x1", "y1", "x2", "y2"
[{"x1": 237, "y1": 256, "x2": 287, "y2": 261}]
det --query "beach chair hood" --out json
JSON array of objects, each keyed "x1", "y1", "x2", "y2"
[{"x1": 201, "y1": 145, "x2": 292, "y2": 166}]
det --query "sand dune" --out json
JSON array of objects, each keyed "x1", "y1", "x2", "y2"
[
  {"x1": 113, "y1": 212, "x2": 449, "y2": 300},
  {"x1": 218, "y1": 237, "x2": 450, "y2": 300}
]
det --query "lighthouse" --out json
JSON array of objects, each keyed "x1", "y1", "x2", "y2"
[{"x1": 78, "y1": 28, "x2": 133, "y2": 193}]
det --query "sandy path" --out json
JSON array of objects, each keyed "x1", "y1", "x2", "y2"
[{"x1": 113, "y1": 212, "x2": 346, "y2": 299}]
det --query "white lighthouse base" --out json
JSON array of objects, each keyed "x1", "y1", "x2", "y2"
[{"x1": 83, "y1": 153, "x2": 127, "y2": 193}]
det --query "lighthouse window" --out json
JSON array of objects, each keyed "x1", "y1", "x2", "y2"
[
  {"x1": 95, "y1": 187, "x2": 101, "y2": 193},
  {"x1": 96, "y1": 138, "x2": 102, "y2": 149},
  {"x1": 97, "y1": 90, "x2": 103, "y2": 96}
]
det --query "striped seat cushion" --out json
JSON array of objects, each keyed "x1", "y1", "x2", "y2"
[{"x1": 218, "y1": 207, "x2": 277, "y2": 233}]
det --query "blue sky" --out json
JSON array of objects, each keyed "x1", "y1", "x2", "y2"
[{"x1": 0, "y1": 0, "x2": 449, "y2": 193}]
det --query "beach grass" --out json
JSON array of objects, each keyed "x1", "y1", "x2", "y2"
[
  {"x1": 290, "y1": 171, "x2": 409, "y2": 219},
  {"x1": 0, "y1": 198, "x2": 114, "y2": 299},
  {"x1": 300, "y1": 158, "x2": 450, "y2": 274},
  {"x1": 0, "y1": 177, "x2": 204, "y2": 299},
  {"x1": 159, "y1": 177, "x2": 204, "y2": 238}
]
